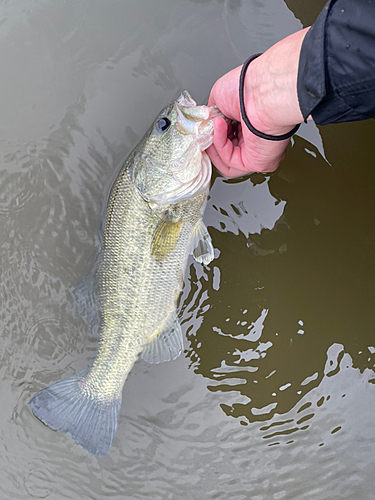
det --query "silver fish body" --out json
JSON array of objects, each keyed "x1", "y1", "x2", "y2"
[{"x1": 29, "y1": 91, "x2": 222, "y2": 457}]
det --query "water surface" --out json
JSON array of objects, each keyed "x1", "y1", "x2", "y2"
[{"x1": 1, "y1": 0, "x2": 375, "y2": 499}]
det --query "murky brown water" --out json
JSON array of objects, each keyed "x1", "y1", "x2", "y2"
[{"x1": 1, "y1": 0, "x2": 375, "y2": 499}]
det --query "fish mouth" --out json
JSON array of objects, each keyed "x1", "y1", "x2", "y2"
[
  {"x1": 170, "y1": 90, "x2": 223, "y2": 173},
  {"x1": 149, "y1": 91, "x2": 223, "y2": 207},
  {"x1": 176, "y1": 90, "x2": 197, "y2": 108},
  {"x1": 175, "y1": 90, "x2": 223, "y2": 146}
]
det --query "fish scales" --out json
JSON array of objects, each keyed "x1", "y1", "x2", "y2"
[
  {"x1": 87, "y1": 166, "x2": 205, "y2": 400},
  {"x1": 28, "y1": 90, "x2": 223, "y2": 456}
]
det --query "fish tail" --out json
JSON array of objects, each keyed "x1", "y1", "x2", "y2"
[{"x1": 28, "y1": 370, "x2": 121, "y2": 457}]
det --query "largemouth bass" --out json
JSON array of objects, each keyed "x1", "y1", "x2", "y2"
[{"x1": 29, "y1": 91, "x2": 222, "y2": 457}]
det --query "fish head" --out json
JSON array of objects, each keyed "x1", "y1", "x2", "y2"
[{"x1": 131, "y1": 90, "x2": 223, "y2": 207}]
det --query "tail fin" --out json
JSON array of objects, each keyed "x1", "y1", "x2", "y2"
[{"x1": 28, "y1": 370, "x2": 121, "y2": 457}]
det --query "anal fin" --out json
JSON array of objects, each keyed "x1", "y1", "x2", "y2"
[{"x1": 142, "y1": 313, "x2": 183, "y2": 364}]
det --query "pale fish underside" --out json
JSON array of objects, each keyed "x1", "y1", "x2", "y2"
[{"x1": 28, "y1": 91, "x2": 223, "y2": 457}]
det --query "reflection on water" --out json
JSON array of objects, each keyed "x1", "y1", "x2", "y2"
[
  {"x1": 205, "y1": 174, "x2": 287, "y2": 237},
  {"x1": 186, "y1": 135, "x2": 375, "y2": 427},
  {"x1": 1, "y1": 0, "x2": 375, "y2": 499}
]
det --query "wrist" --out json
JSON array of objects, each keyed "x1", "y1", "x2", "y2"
[{"x1": 242, "y1": 28, "x2": 310, "y2": 137}]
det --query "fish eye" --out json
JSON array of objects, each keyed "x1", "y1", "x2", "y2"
[{"x1": 155, "y1": 117, "x2": 171, "y2": 134}]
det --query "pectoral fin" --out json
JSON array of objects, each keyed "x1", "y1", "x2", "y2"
[
  {"x1": 141, "y1": 313, "x2": 183, "y2": 364},
  {"x1": 191, "y1": 221, "x2": 214, "y2": 265},
  {"x1": 151, "y1": 212, "x2": 183, "y2": 259}
]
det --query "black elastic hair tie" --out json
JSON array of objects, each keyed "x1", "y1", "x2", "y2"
[{"x1": 239, "y1": 53, "x2": 300, "y2": 141}]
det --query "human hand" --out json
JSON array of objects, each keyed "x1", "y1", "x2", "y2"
[{"x1": 207, "y1": 28, "x2": 310, "y2": 178}]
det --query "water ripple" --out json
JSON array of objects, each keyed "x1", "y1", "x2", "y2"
[{"x1": 23, "y1": 460, "x2": 56, "y2": 499}]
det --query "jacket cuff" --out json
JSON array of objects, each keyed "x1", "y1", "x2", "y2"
[
  {"x1": 297, "y1": 1, "x2": 333, "y2": 121},
  {"x1": 297, "y1": 0, "x2": 375, "y2": 126}
]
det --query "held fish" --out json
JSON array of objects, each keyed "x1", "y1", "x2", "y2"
[{"x1": 28, "y1": 91, "x2": 222, "y2": 457}]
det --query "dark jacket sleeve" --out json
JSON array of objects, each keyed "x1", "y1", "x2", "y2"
[{"x1": 297, "y1": 0, "x2": 375, "y2": 125}]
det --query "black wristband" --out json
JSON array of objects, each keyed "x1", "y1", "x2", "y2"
[{"x1": 239, "y1": 53, "x2": 301, "y2": 141}]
